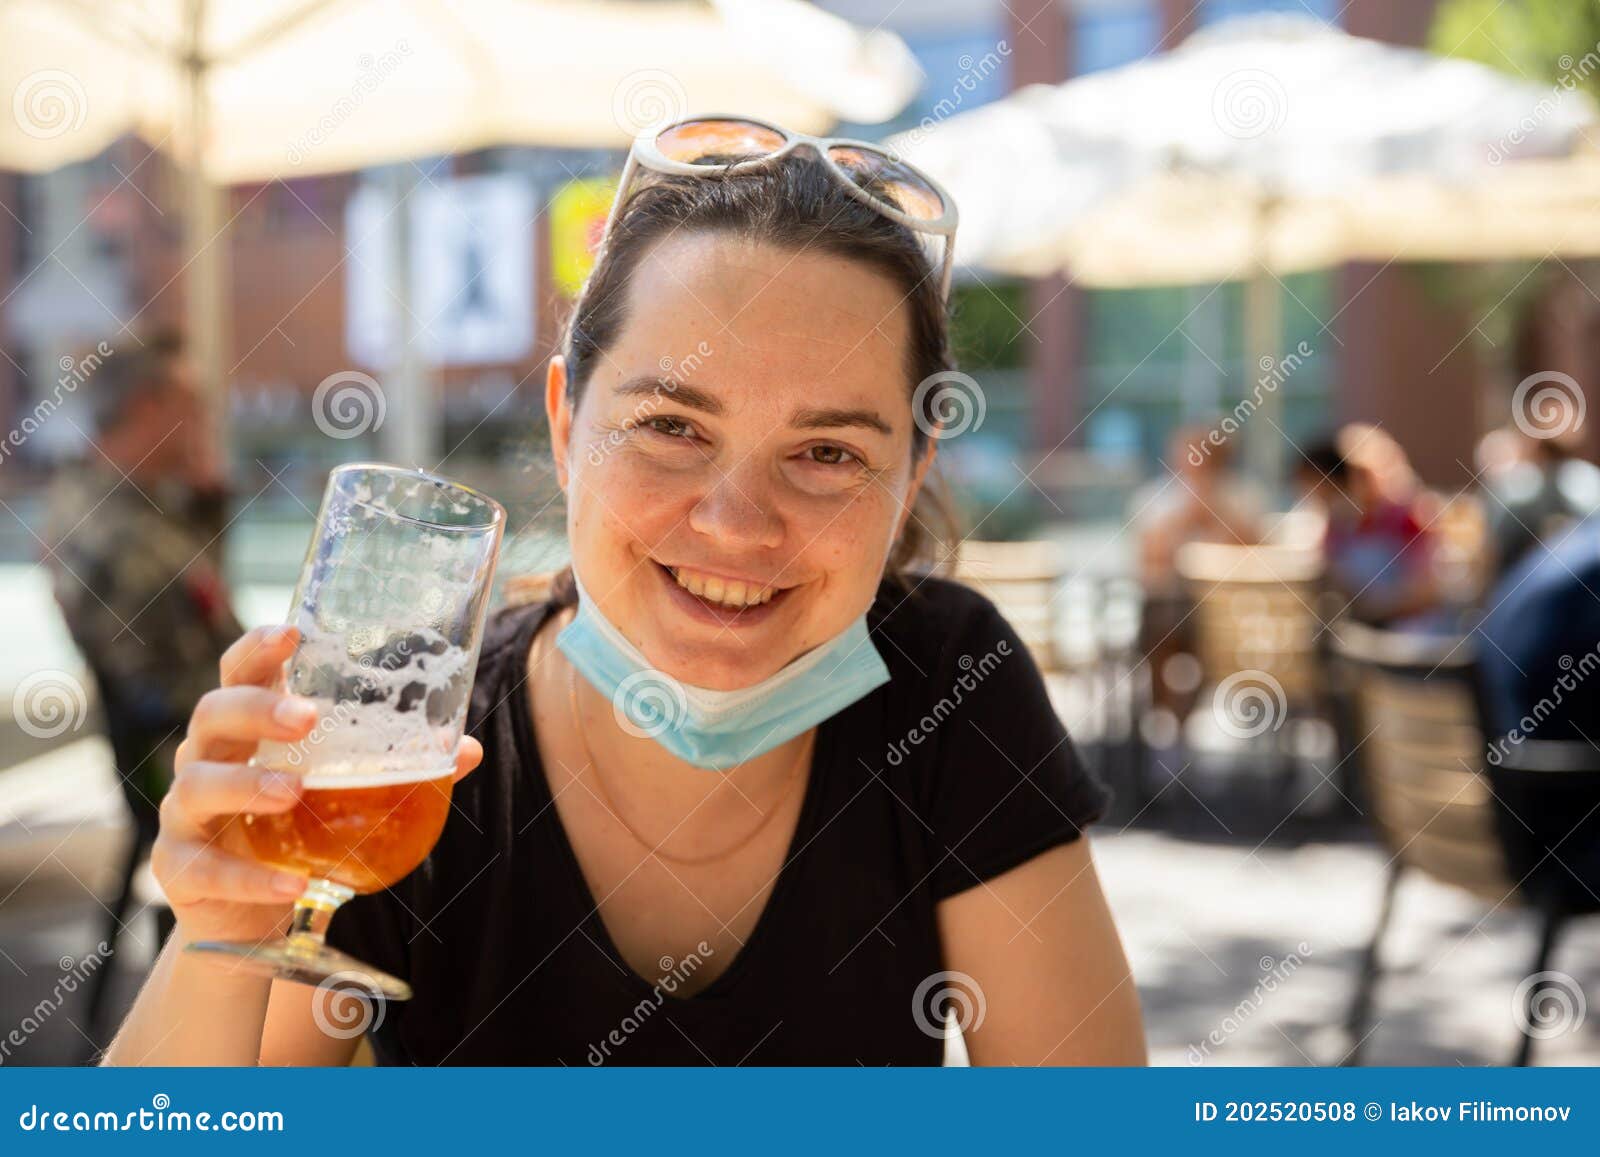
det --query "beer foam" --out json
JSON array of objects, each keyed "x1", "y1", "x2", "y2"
[
  {"x1": 267, "y1": 759, "x2": 456, "y2": 791},
  {"x1": 256, "y1": 623, "x2": 475, "y2": 790}
]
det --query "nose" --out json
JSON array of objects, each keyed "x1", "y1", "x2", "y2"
[{"x1": 686, "y1": 465, "x2": 784, "y2": 551}]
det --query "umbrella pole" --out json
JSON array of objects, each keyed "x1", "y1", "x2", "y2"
[
  {"x1": 1245, "y1": 194, "x2": 1284, "y2": 493},
  {"x1": 183, "y1": 0, "x2": 230, "y2": 467},
  {"x1": 381, "y1": 164, "x2": 432, "y2": 468}
]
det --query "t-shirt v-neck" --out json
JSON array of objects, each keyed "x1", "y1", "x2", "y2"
[
  {"x1": 511, "y1": 602, "x2": 838, "y2": 1004},
  {"x1": 327, "y1": 574, "x2": 1111, "y2": 1065}
]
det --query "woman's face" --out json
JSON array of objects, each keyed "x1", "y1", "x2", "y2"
[{"x1": 547, "y1": 230, "x2": 935, "y2": 690}]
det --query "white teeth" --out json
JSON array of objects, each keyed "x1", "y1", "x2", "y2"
[{"x1": 668, "y1": 566, "x2": 775, "y2": 609}]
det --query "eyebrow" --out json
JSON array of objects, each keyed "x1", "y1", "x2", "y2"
[{"x1": 612, "y1": 376, "x2": 893, "y2": 437}]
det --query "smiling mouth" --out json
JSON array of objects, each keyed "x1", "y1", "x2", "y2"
[{"x1": 656, "y1": 561, "x2": 791, "y2": 612}]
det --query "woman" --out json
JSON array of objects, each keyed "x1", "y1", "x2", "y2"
[{"x1": 106, "y1": 118, "x2": 1145, "y2": 1066}]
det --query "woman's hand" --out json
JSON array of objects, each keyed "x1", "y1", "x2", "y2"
[{"x1": 151, "y1": 625, "x2": 484, "y2": 944}]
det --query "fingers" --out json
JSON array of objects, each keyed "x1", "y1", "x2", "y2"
[
  {"x1": 187, "y1": 686, "x2": 320, "y2": 758},
  {"x1": 220, "y1": 625, "x2": 299, "y2": 689},
  {"x1": 153, "y1": 838, "x2": 308, "y2": 908},
  {"x1": 451, "y1": 736, "x2": 484, "y2": 784},
  {"x1": 167, "y1": 761, "x2": 302, "y2": 831}
]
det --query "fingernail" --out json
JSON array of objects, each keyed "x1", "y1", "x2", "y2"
[
  {"x1": 270, "y1": 625, "x2": 297, "y2": 645},
  {"x1": 273, "y1": 872, "x2": 306, "y2": 897},
  {"x1": 272, "y1": 697, "x2": 317, "y2": 728}
]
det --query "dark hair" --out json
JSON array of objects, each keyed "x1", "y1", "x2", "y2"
[
  {"x1": 1297, "y1": 437, "x2": 1348, "y2": 484},
  {"x1": 555, "y1": 149, "x2": 960, "y2": 592},
  {"x1": 92, "y1": 327, "x2": 187, "y2": 435}
]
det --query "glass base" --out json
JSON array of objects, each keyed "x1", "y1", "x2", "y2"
[
  {"x1": 182, "y1": 876, "x2": 412, "y2": 1001},
  {"x1": 184, "y1": 937, "x2": 413, "y2": 1001}
]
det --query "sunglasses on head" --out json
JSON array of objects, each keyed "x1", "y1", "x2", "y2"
[{"x1": 599, "y1": 115, "x2": 959, "y2": 304}]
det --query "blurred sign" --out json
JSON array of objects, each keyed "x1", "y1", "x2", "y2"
[
  {"x1": 549, "y1": 177, "x2": 616, "y2": 298},
  {"x1": 346, "y1": 173, "x2": 535, "y2": 368}
]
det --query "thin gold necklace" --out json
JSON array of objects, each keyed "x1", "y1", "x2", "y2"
[{"x1": 565, "y1": 665, "x2": 810, "y2": 867}]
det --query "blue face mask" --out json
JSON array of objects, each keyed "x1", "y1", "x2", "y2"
[{"x1": 555, "y1": 568, "x2": 891, "y2": 771}]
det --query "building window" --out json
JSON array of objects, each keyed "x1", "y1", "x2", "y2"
[{"x1": 1073, "y1": 0, "x2": 1160, "y2": 75}]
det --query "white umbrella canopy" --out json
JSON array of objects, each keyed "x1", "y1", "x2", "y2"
[
  {"x1": 889, "y1": 12, "x2": 1598, "y2": 283},
  {"x1": 999, "y1": 170, "x2": 1348, "y2": 286},
  {"x1": 1349, "y1": 152, "x2": 1600, "y2": 264},
  {"x1": 0, "y1": 0, "x2": 923, "y2": 181},
  {"x1": 1035, "y1": 12, "x2": 1591, "y2": 192}
]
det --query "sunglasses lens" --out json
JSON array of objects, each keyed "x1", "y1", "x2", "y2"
[
  {"x1": 656, "y1": 118, "x2": 786, "y2": 165},
  {"x1": 826, "y1": 145, "x2": 946, "y2": 222}
]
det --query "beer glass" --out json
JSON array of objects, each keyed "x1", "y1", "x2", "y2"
[{"x1": 186, "y1": 463, "x2": 505, "y2": 999}]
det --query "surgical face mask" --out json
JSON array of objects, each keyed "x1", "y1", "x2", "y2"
[{"x1": 555, "y1": 567, "x2": 890, "y2": 771}]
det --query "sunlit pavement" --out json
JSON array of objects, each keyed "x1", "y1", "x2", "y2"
[{"x1": 2, "y1": 735, "x2": 1596, "y2": 1067}]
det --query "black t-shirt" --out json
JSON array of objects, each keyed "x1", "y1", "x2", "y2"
[{"x1": 327, "y1": 574, "x2": 1111, "y2": 1065}]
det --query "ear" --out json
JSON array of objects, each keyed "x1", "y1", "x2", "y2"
[
  {"x1": 546, "y1": 355, "x2": 573, "y2": 492},
  {"x1": 894, "y1": 438, "x2": 938, "y2": 544}
]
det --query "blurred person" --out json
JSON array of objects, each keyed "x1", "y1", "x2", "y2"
[
  {"x1": 1477, "y1": 512, "x2": 1600, "y2": 740},
  {"x1": 1294, "y1": 435, "x2": 1442, "y2": 629},
  {"x1": 40, "y1": 329, "x2": 242, "y2": 978},
  {"x1": 1477, "y1": 424, "x2": 1600, "y2": 578},
  {"x1": 1336, "y1": 421, "x2": 1420, "y2": 507},
  {"x1": 1130, "y1": 424, "x2": 1266, "y2": 723},
  {"x1": 1130, "y1": 422, "x2": 1266, "y2": 596},
  {"x1": 106, "y1": 124, "x2": 1144, "y2": 1066}
]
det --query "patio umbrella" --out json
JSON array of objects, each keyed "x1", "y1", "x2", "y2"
[
  {"x1": 889, "y1": 13, "x2": 1598, "y2": 482},
  {"x1": 0, "y1": 0, "x2": 921, "y2": 460}
]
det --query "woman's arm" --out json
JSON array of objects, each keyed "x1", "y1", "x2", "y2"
[
  {"x1": 103, "y1": 930, "x2": 360, "y2": 1066},
  {"x1": 936, "y1": 837, "x2": 1146, "y2": 1065},
  {"x1": 102, "y1": 624, "x2": 481, "y2": 1066}
]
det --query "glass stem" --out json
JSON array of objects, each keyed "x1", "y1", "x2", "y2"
[{"x1": 286, "y1": 878, "x2": 355, "y2": 956}]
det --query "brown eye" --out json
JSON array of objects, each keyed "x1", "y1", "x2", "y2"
[
  {"x1": 807, "y1": 444, "x2": 856, "y2": 467},
  {"x1": 645, "y1": 416, "x2": 693, "y2": 439}
]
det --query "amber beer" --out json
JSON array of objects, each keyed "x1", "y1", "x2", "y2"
[{"x1": 223, "y1": 771, "x2": 453, "y2": 895}]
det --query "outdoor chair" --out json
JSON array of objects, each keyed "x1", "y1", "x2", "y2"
[
  {"x1": 950, "y1": 541, "x2": 1141, "y2": 794},
  {"x1": 1332, "y1": 621, "x2": 1600, "y2": 1065},
  {"x1": 952, "y1": 539, "x2": 1065, "y2": 672},
  {"x1": 1168, "y1": 541, "x2": 1330, "y2": 817}
]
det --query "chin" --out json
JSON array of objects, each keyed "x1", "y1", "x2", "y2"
[{"x1": 662, "y1": 651, "x2": 781, "y2": 692}]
